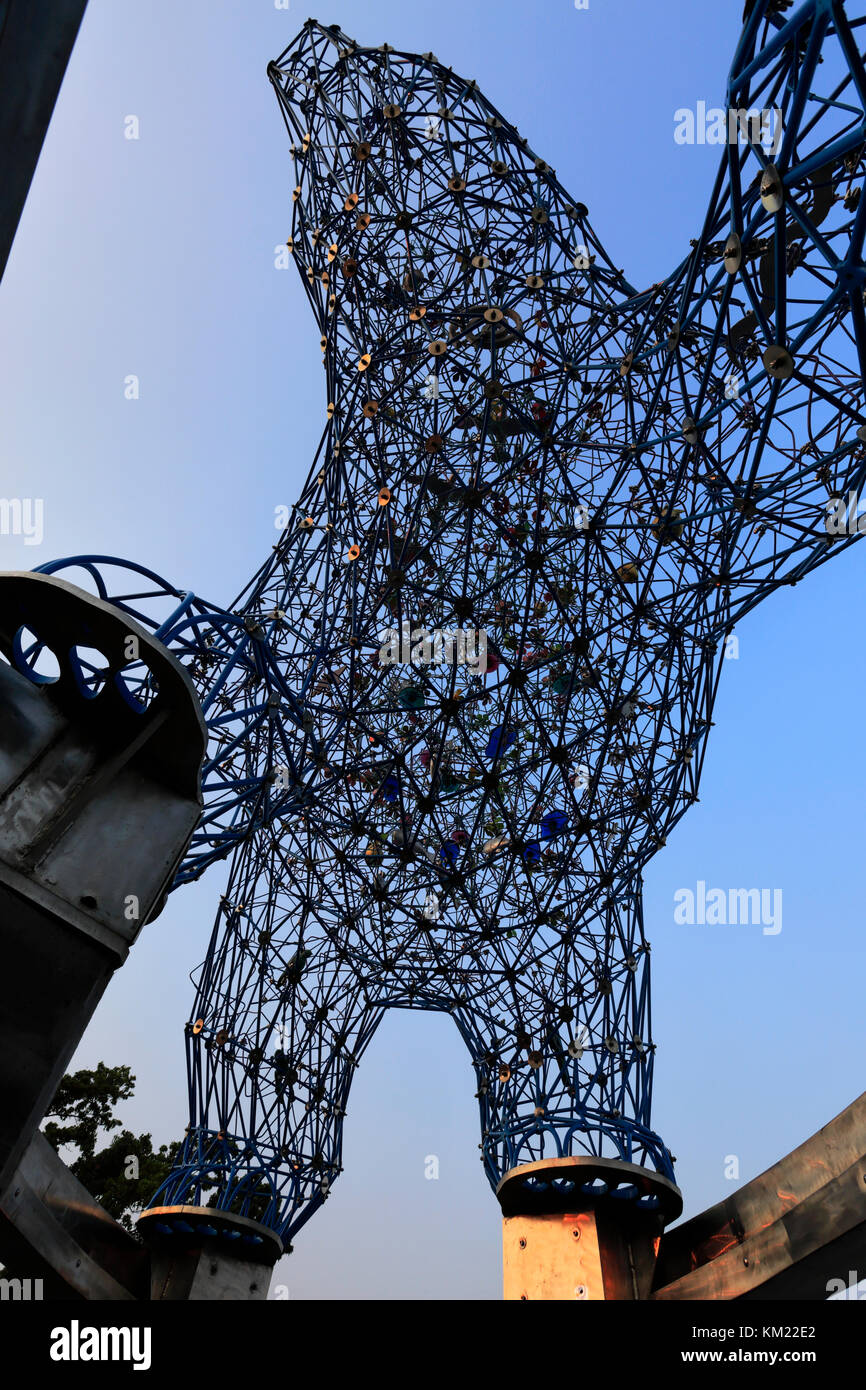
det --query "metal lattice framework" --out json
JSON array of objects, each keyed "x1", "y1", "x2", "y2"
[{"x1": 26, "y1": 1, "x2": 866, "y2": 1242}]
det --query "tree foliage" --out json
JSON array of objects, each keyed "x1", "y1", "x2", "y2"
[{"x1": 42, "y1": 1063, "x2": 180, "y2": 1232}]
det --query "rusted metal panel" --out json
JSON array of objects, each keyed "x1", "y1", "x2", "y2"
[{"x1": 653, "y1": 1092, "x2": 866, "y2": 1300}]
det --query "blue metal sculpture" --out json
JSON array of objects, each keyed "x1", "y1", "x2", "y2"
[{"x1": 22, "y1": 0, "x2": 866, "y2": 1245}]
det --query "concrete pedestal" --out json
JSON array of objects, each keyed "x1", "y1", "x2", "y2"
[
  {"x1": 498, "y1": 1156, "x2": 682, "y2": 1301},
  {"x1": 138, "y1": 1207, "x2": 283, "y2": 1301}
]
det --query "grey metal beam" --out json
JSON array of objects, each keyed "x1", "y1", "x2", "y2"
[
  {"x1": 0, "y1": 0, "x2": 88, "y2": 283},
  {"x1": 0, "y1": 572, "x2": 206, "y2": 1197},
  {"x1": 0, "y1": 1131, "x2": 146, "y2": 1300}
]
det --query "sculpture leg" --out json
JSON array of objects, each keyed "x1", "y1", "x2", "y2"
[
  {"x1": 463, "y1": 882, "x2": 682, "y2": 1298},
  {"x1": 140, "y1": 825, "x2": 385, "y2": 1293}
]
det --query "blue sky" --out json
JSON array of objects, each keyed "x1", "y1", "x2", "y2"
[{"x1": 1, "y1": 0, "x2": 864, "y2": 1299}]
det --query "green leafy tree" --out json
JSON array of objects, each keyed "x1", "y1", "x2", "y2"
[{"x1": 42, "y1": 1063, "x2": 180, "y2": 1232}]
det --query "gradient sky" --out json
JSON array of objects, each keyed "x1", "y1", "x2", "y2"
[{"x1": 1, "y1": 0, "x2": 864, "y2": 1300}]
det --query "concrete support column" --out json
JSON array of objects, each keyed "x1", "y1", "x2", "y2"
[
  {"x1": 138, "y1": 1207, "x2": 283, "y2": 1301},
  {"x1": 498, "y1": 1156, "x2": 682, "y2": 1301}
]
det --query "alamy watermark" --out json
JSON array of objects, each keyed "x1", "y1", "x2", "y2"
[
  {"x1": 0, "y1": 1277, "x2": 43, "y2": 1300},
  {"x1": 674, "y1": 881, "x2": 782, "y2": 935},
  {"x1": 0, "y1": 497, "x2": 43, "y2": 545},
  {"x1": 379, "y1": 622, "x2": 487, "y2": 673},
  {"x1": 827, "y1": 1272, "x2": 865, "y2": 1299},
  {"x1": 674, "y1": 103, "x2": 783, "y2": 154},
  {"x1": 50, "y1": 1322, "x2": 151, "y2": 1370},
  {"x1": 825, "y1": 491, "x2": 866, "y2": 535}
]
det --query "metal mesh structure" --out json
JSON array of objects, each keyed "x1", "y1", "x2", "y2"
[{"x1": 29, "y1": 1, "x2": 866, "y2": 1242}]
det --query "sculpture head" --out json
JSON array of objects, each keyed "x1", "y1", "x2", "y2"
[{"x1": 262, "y1": 11, "x2": 866, "y2": 916}]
